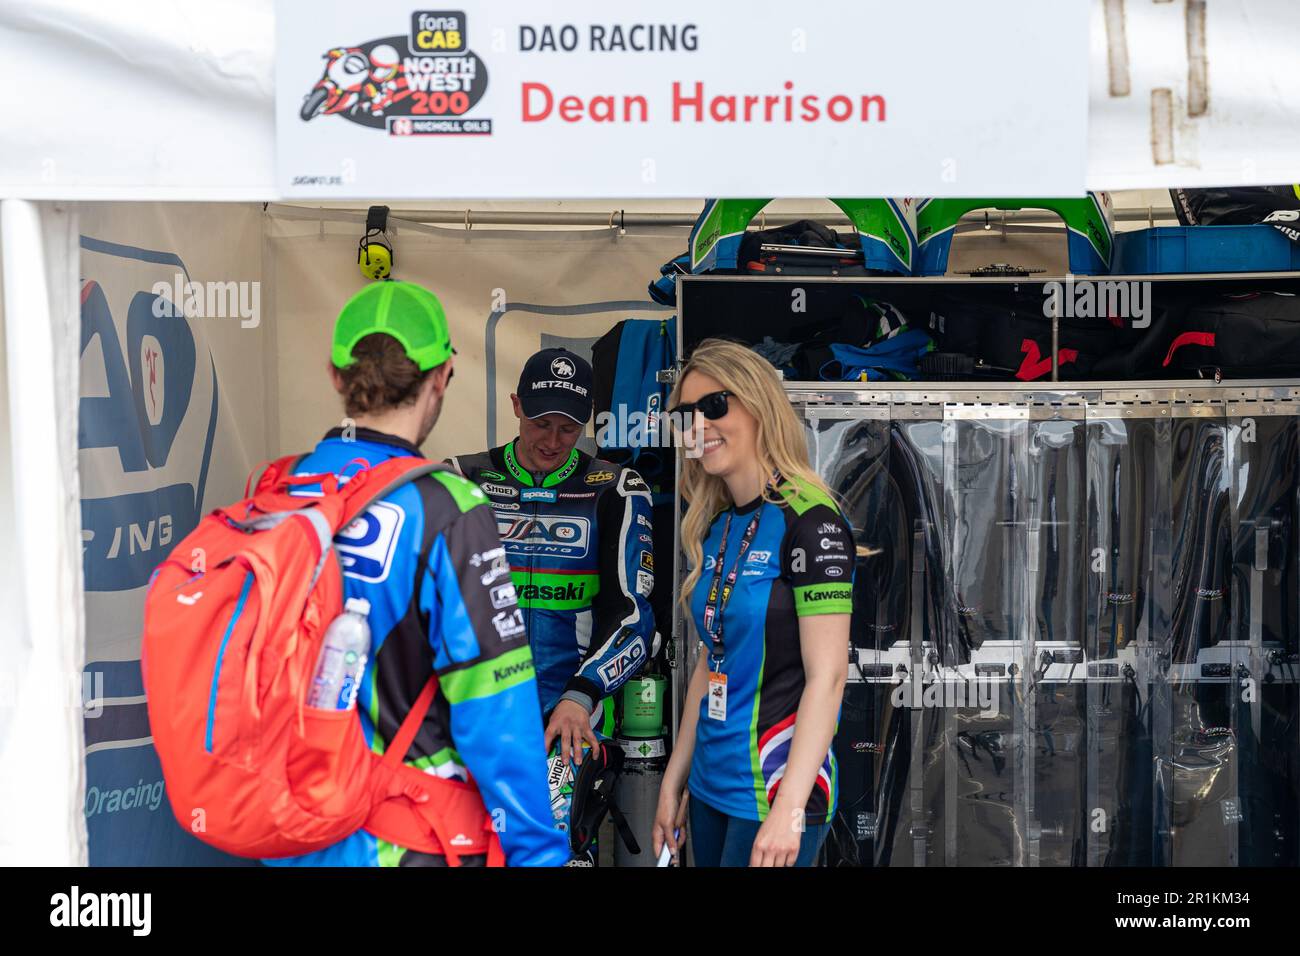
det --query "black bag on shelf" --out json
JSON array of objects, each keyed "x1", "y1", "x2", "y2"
[
  {"x1": 923, "y1": 289, "x2": 1156, "y2": 382},
  {"x1": 1156, "y1": 291, "x2": 1300, "y2": 378},
  {"x1": 736, "y1": 218, "x2": 871, "y2": 277},
  {"x1": 1171, "y1": 186, "x2": 1300, "y2": 243}
]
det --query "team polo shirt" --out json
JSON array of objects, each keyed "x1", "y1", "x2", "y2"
[{"x1": 687, "y1": 475, "x2": 854, "y2": 824}]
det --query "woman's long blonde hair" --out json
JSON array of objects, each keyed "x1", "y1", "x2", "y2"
[{"x1": 671, "y1": 338, "x2": 833, "y2": 609}]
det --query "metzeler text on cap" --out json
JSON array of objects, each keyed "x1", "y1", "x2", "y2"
[{"x1": 518, "y1": 348, "x2": 593, "y2": 423}]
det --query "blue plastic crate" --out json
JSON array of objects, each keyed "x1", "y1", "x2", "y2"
[{"x1": 1113, "y1": 224, "x2": 1300, "y2": 274}]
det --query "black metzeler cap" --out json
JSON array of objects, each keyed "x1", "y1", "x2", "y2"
[{"x1": 517, "y1": 348, "x2": 594, "y2": 424}]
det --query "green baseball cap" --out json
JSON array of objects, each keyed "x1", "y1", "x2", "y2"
[{"x1": 331, "y1": 280, "x2": 454, "y2": 372}]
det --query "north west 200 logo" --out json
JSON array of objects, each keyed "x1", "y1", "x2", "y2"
[{"x1": 298, "y1": 10, "x2": 491, "y2": 136}]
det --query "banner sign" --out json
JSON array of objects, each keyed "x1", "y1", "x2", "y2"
[
  {"x1": 78, "y1": 205, "x2": 265, "y2": 865},
  {"x1": 275, "y1": 0, "x2": 1090, "y2": 198}
]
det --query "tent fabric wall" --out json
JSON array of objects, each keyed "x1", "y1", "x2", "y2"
[
  {"x1": 0, "y1": 200, "x2": 86, "y2": 865},
  {"x1": 265, "y1": 208, "x2": 683, "y2": 461},
  {"x1": 76, "y1": 202, "x2": 268, "y2": 864}
]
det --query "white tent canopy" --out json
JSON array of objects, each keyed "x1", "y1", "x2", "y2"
[
  {"x1": 1, "y1": 0, "x2": 1299, "y2": 866},
  {"x1": 1, "y1": 0, "x2": 1299, "y2": 200}
]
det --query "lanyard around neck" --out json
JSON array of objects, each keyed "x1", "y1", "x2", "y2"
[{"x1": 702, "y1": 505, "x2": 764, "y2": 667}]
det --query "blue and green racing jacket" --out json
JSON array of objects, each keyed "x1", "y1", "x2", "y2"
[
  {"x1": 264, "y1": 427, "x2": 569, "y2": 867},
  {"x1": 448, "y1": 441, "x2": 658, "y2": 723},
  {"x1": 687, "y1": 475, "x2": 855, "y2": 825}
]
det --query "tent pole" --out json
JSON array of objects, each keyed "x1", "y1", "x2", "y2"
[{"x1": 0, "y1": 199, "x2": 87, "y2": 866}]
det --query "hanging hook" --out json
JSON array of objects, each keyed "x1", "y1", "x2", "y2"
[{"x1": 465, "y1": 209, "x2": 473, "y2": 231}]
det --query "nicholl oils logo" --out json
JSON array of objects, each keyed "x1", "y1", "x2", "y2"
[{"x1": 298, "y1": 11, "x2": 491, "y2": 136}]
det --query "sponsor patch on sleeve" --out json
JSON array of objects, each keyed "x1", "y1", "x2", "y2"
[
  {"x1": 335, "y1": 502, "x2": 405, "y2": 582},
  {"x1": 793, "y1": 583, "x2": 853, "y2": 615},
  {"x1": 492, "y1": 608, "x2": 527, "y2": 638},
  {"x1": 489, "y1": 582, "x2": 518, "y2": 609}
]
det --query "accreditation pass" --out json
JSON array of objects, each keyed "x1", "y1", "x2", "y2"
[{"x1": 708, "y1": 671, "x2": 727, "y2": 721}]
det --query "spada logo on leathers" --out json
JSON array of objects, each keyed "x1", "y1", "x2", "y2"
[{"x1": 298, "y1": 10, "x2": 492, "y2": 136}]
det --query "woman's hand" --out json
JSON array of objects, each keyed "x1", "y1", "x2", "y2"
[
  {"x1": 749, "y1": 808, "x2": 802, "y2": 867},
  {"x1": 652, "y1": 786, "x2": 689, "y2": 861}
]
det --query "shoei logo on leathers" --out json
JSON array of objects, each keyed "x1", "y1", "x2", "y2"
[{"x1": 497, "y1": 515, "x2": 591, "y2": 558}]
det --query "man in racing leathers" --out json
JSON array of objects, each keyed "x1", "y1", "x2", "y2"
[
  {"x1": 267, "y1": 281, "x2": 568, "y2": 867},
  {"x1": 448, "y1": 348, "x2": 658, "y2": 767}
]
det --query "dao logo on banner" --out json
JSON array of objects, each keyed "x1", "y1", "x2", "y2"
[
  {"x1": 297, "y1": 9, "x2": 492, "y2": 137},
  {"x1": 78, "y1": 239, "x2": 220, "y2": 593}
]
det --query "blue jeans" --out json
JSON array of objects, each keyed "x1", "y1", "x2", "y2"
[{"x1": 689, "y1": 795, "x2": 829, "y2": 867}]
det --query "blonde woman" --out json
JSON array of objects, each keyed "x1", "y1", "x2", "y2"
[{"x1": 653, "y1": 339, "x2": 852, "y2": 867}]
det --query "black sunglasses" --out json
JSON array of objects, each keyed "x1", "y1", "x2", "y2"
[{"x1": 670, "y1": 390, "x2": 732, "y2": 421}]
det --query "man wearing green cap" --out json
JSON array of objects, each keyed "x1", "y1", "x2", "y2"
[{"x1": 266, "y1": 280, "x2": 568, "y2": 867}]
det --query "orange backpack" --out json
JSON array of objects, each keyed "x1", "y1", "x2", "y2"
[{"x1": 141, "y1": 454, "x2": 504, "y2": 864}]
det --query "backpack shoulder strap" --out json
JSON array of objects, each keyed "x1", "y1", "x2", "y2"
[
  {"x1": 381, "y1": 674, "x2": 439, "y2": 772},
  {"x1": 339, "y1": 457, "x2": 450, "y2": 525},
  {"x1": 245, "y1": 454, "x2": 305, "y2": 498}
]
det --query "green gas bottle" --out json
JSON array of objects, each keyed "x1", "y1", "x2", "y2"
[{"x1": 614, "y1": 673, "x2": 669, "y2": 867}]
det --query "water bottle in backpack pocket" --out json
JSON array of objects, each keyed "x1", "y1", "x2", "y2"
[{"x1": 306, "y1": 598, "x2": 371, "y2": 711}]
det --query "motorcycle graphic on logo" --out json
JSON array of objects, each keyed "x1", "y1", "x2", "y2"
[{"x1": 300, "y1": 38, "x2": 412, "y2": 126}]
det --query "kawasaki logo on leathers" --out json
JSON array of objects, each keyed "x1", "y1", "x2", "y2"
[
  {"x1": 519, "y1": 581, "x2": 587, "y2": 603},
  {"x1": 494, "y1": 658, "x2": 535, "y2": 683}
]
